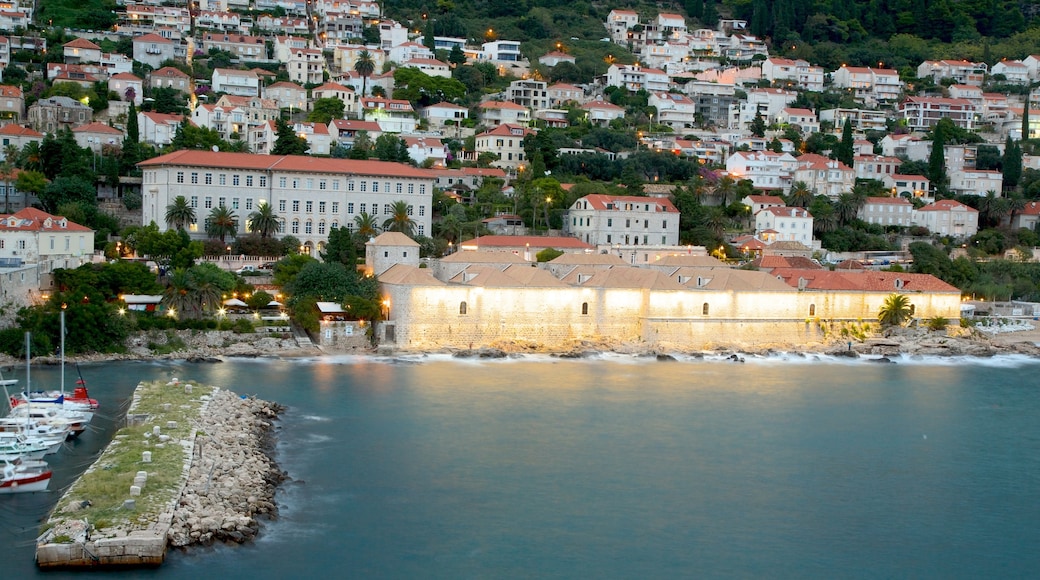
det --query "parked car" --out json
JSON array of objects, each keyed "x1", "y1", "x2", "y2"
[{"x1": 235, "y1": 265, "x2": 257, "y2": 274}]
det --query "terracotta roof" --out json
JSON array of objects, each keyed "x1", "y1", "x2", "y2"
[
  {"x1": 0, "y1": 85, "x2": 22, "y2": 98},
  {"x1": 479, "y1": 100, "x2": 527, "y2": 111},
  {"x1": 151, "y1": 66, "x2": 189, "y2": 78},
  {"x1": 576, "y1": 266, "x2": 686, "y2": 290},
  {"x1": 134, "y1": 33, "x2": 174, "y2": 44},
  {"x1": 750, "y1": 255, "x2": 823, "y2": 271},
  {"x1": 0, "y1": 125, "x2": 42, "y2": 137},
  {"x1": 368, "y1": 231, "x2": 419, "y2": 247},
  {"x1": 918, "y1": 200, "x2": 977, "y2": 213},
  {"x1": 110, "y1": 72, "x2": 142, "y2": 81},
  {"x1": 440, "y1": 250, "x2": 531, "y2": 264},
  {"x1": 771, "y1": 268, "x2": 960, "y2": 293},
  {"x1": 758, "y1": 207, "x2": 813, "y2": 218},
  {"x1": 137, "y1": 150, "x2": 435, "y2": 179},
  {"x1": 462, "y1": 235, "x2": 595, "y2": 251},
  {"x1": 575, "y1": 194, "x2": 679, "y2": 213},
  {"x1": 73, "y1": 122, "x2": 123, "y2": 135},
  {"x1": 63, "y1": 38, "x2": 101, "y2": 50},
  {"x1": 0, "y1": 208, "x2": 92, "y2": 233},
  {"x1": 377, "y1": 263, "x2": 445, "y2": 285}
]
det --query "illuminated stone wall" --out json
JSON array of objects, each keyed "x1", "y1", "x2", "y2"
[{"x1": 382, "y1": 282, "x2": 964, "y2": 351}]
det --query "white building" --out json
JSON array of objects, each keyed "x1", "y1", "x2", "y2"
[
  {"x1": 648, "y1": 92, "x2": 697, "y2": 130},
  {"x1": 0, "y1": 207, "x2": 94, "y2": 266},
  {"x1": 792, "y1": 154, "x2": 854, "y2": 199},
  {"x1": 760, "y1": 57, "x2": 824, "y2": 91},
  {"x1": 755, "y1": 206, "x2": 813, "y2": 244},
  {"x1": 948, "y1": 169, "x2": 1003, "y2": 196},
  {"x1": 912, "y1": 199, "x2": 978, "y2": 237},
  {"x1": 725, "y1": 150, "x2": 798, "y2": 193},
  {"x1": 474, "y1": 124, "x2": 535, "y2": 171},
  {"x1": 859, "y1": 197, "x2": 914, "y2": 227},
  {"x1": 138, "y1": 150, "x2": 436, "y2": 254},
  {"x1": 212, "y1": 68, "x2": 260, "y2": 97},
  {"x1": 605, "y1": 64, "x2": 670, "y2": 93},
  {"x1": 565, "y1": 194, "x2": 680, "y2": 246}
]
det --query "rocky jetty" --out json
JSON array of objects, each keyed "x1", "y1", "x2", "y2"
[
  {"x1": 36, "y1": 381, "x2": 285, "y2": 568},
  {"x1": 167, "y1": 390, "x2": 285, "y2": 547}
]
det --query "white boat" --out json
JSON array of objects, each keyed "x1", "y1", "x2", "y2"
[
  {"x1": 0, "y1": 432, "x2": 54, "y2": 461},
  {"x1": 0, "y1": 458, "x2": 52, "y2": 494}
]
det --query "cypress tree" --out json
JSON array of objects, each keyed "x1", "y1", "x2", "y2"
[
  {"x1": 835, "y1": 118, "x2": 855, "y2": 167},
  {"x1": 1022, "y1": 96, "x2": 1031, "y2": 141},
  {"x1": 928, "y1": 119, "x2": 949, "y2": 197},
  {"x1": 1003, "y1": 136, "x2": 1022, "y2": 188}
]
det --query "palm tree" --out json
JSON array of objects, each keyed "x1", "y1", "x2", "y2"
[
  {"x1": 704, "y1": 207, "x2": 728, "y2": 238},
  {"x1": 878, "y1": 293, "x2": 914, "y2": 328},
  {"x1": 248, "y1": 201, "x2": 281, "y2": 238},
  {"x1": 382, "y1": 200, "x2": 416, "y2": 236},
  {"x1": 188, "y1": 265, "x2": 225, "y2": 315},
  {"x1": 354, "y1": 211, "x2": 379, "y2": 238},
  {"x1": 165, "y1": 195, "x2": 196, "y2": 231},
  {"x1": 355, "y1": 50, "x2": 375, "y2": 98},
  {"x1": 162, "y1": 268, "x2": 197, "y2": 318},
  {"x1": 206, "y1": 205, "x2": 238, "y2": 242},
  {"x1": 787, "y1": 181, "x2": 813, "y2": 208},
  {"x1": 834, "y1": 192, "x2": 860, "y2": 225}
]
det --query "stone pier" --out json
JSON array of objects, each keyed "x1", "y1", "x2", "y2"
[{"x1": 35, "y1": 379, "x2": 283, "y2": 568}]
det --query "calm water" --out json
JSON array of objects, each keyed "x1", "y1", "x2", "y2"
[{"x1": 2, "y1": 354, "x2": 1040, "y2": 578}]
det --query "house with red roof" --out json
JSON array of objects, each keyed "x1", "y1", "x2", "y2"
[
  {"x1": 0, "y1": 84, "x2": 24, "y2": 121},
  {"x1": 263, "y1": 81, "x2": 307, "y2": 111},
  {"x1": 138, "y1": 111, "x2": 184, "y2": 147},
  {"x1": 0, "y1": 124, "x2": 42, "y2": 158},
  {"x1": 741, "y1": 194, "x2": 786, "y2": 215},
  {"x1": 792, "y1": 153, "x2": 854, "y2": 198},
  {"x1": 0, "y1": 207, "x2": 94, "y2": 264},
  {"x1": 327, "y1": 118, "x2": 382, "y2": 148},
  {"x1": 754, "y1": 206, "x2": 813, "y2": 245},
  {"x1": 360, "y1": 97, "x2": 417, "y2": 133},
  {"x1": 566, "y1": 194, "x2": 680, "y2": 247},
  {"x1": 1011, "y1": 200, "x2": 1040, "y2": 231},
  {"x1": 148, "y1": 66, "x2": 191, "y2": 94},
  {"x1": 478, "y1": 100, "x2": 531, "y2": 127},
  {"x1": 580, "y1": 100, "x2": 624, "y2": 126},
  {"x1": 311, "y1": 82, "x2": 357, "y2": 117},
  {"x1": 912, "y1": 199, "x2": 978, "y2": 237},
  {"x1": 63, "y1": 37, "x2": 102, "y2": 64},
  {"x1": 72, "y1": 122, "x2": 124, "y2": 153},
  {"x1": 474, "y1": 124, "x2": 535, "y2": 171}
]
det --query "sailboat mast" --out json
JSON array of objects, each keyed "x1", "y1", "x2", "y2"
[{"x1": 60, "y1": 309, "x2": 65, "y2": 397}]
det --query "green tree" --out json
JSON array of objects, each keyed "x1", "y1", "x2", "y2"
[
  {"x1": 373, "y1": 133, "x2": 410, "y2": 162},
  {"x1": 247, "y1": 201, "x2": 280, "y2": 238},
  {"x1": 929, "y1": 118, "x2": 953, "y2": 196},
  {"x1": 39, "y1": 175, "x2": 95, "y2": 214},
  {"x1": 1003, "y1": 136, "x2": 1022, "y2": 188},
  {"x1": 165, "y1": 195, "x2": 196, "y2": 231},
  {"x1": 272, "y1": 118, "x2": 308, "y2": 155},
  {"x1": 320, "y1": 226, "x2": 358, "y2": 265},
  {"x1": 877, "y1": 293, "x2": 914, "y2": 327},
  {"x1": 206, "y1": 205, "x2": 238, "y2": 242},
  {"x1": 307, "y1": 98, "x2": 345, "y2": 124},
  {"x1": 347, "y1": 131, "x2": 372, "y2": 159},
  {"x1": 787, "y1": 181, "x2": 814, "y2": 207},
  {"x1": 354, "y1": 212, "x2": 379, "y2": 238},
  {"x1": 381, "y1": 200, "x2": 416, "y2": 236},
  {"x1": 749, "y1": 112, "x2": 767, "y2": 137},
  {"x1": 834, "y1": 118, "x2": 855, "y2": 167},
  {"x1": 354, "y1": 50, "x2": 375, "y2": 97}
]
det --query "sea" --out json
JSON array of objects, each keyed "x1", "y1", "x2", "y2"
[{"x1": 2, "y1": 352, "x2": 1039, "y2": 579}]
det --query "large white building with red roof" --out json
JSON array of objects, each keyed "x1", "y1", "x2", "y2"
[
  {"x1": 565, "y1": 194, "x2": 680, "y2": 247},
  {"x1": 859, "y1": 196, "x2": 915, "y2": 227},
  {"x1": 474, "y1": 124, "x2": 535, "y2": 171},
  {"x1": 912, "y1": 199, "x2": 978, "y2": 237},
  {"x1": 138, "y1": 151, "x2": 436, "y2": 254}
]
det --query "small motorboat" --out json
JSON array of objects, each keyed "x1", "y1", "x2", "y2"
[{"x1": 0, "y1": 458, "x2": 52, "y2": 494}]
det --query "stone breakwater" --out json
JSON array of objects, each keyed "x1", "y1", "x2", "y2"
[
  {"x1": 36, "y1": 381, "x2": 285, "y2": 568},
  {"x1": 168, "y1": 389, "x2": 285, "y2": 547}
]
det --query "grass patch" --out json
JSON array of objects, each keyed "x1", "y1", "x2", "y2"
[{"x1": 47, "y1": 380, "x2": 211, "y2": 536}]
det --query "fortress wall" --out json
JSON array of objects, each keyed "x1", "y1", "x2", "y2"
[{"x1": 383, "y1": 283, "x2": 964, "y2": 351}]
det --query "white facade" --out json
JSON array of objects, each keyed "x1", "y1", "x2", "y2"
[
  {"x1": 139, "y1": 151, "x2": 436, "y2": 253},
  {"x1": 859, "y1": 197, "x2": 914, "y2": 227},
  {"x1": 948, "y1": 169, "x2": 1003, "y2": 196},
  {"x1": 912, "y1": 200, "x2": 978, "y2": 237},
  {"x1": 566, "y1": 194, "x2": 680, "y2": 247},
  {"x1": 755, "y1": 206, "x2": 813, "y2": 244},
  {"x1": 726, "y1": 151, "x2": 798, "y2": 192}
]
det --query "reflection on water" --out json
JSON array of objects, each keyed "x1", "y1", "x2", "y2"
[{"x1": 3, "y1": 356, "x2": 1040, "y2": 578}]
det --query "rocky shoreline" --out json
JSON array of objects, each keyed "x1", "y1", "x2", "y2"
[{"x1": 168, "y1": 389, "x2": 286, "y2": 547}]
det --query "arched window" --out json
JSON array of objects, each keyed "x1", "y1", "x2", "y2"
[
  {"x1": 702, "y1": 302, "x2": 709, "y2": 316},
  {"x1": 808, "y1": 304, "x2": 815, "y2": 316},
  {"x1": 459, "y1": 301, "x2": 467, "y2": 315},
  {"x1": 581, "y1": 302, "x2": 588, "y2": 315}
]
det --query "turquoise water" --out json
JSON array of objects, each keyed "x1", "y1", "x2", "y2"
[{"x1": 3, "y1": 354, "x2": 1040, "y2": 578}]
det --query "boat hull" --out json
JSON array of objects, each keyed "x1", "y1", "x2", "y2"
[{"x1": 0, "y1": 469, "x2": 52, "y2": 493}]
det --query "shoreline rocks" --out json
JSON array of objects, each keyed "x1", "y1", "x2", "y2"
[{"x1": 167, "y1": 390, "x2": 286, "y2": 548}]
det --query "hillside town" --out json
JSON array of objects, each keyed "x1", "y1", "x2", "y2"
[{"x1": 1, "y1": 2, "x2": 1040, "y2": 354}]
